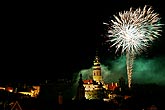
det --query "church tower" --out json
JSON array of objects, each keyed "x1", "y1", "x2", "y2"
[
  {"x1": 76, "y1": 74, "x2": 85, "y2": 100},
  {"x1": 92, "y1": 51, "x2": 102, "y2": 83}
]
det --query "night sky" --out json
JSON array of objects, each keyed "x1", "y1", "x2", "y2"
[{"x1": 2, "y1": 0, "x2": 165, "y2": 84}]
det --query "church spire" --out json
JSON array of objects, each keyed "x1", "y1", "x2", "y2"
[
  {"x1": 76, "y1": 73, "x2": 85, "y2": 100},
  {"x1": 78, "y1": 73, "x2": 84, "y2": 87}
]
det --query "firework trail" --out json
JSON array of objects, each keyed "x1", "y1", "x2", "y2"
[{"x1": 104, "y1": 5, "x2": 163, "y2": 88}]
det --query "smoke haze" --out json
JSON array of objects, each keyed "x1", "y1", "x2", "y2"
[{"x1": 73, "y1": 55, "x2": 165, "y2": 86}]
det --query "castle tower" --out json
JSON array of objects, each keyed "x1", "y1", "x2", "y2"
[{"x1": 92, "y1": 51, "x2": 102, "y2": 83}]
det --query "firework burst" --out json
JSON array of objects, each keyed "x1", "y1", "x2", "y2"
[{"x1": 104, "y1": 5, "x2": 163, "y2": 88}]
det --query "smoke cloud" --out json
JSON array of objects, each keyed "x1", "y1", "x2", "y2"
[
  {"x1": 104, "y1": 55, "x2": 165, "y2": 85},
  {"x1": 133, "y1": 56, "x2": 165, "y2": 85},
  {"x1": 73, "y1": 55, "x2": 165, "y2": 87}
]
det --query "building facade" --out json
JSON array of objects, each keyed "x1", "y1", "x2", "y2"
[{"x1": 82, "y1": 54, "x2": 118, "y2": 100}]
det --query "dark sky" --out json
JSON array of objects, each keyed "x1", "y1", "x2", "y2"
[{"x1": 2, "y1": 0, "x2": 165, "y2": 80}]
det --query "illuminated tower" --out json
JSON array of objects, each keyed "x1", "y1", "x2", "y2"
[{"x1": 92, "y1": 52, "x2": 102, "y2": 83}]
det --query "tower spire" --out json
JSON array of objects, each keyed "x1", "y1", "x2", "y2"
[{"x1": 92, "y1": 50, "x2": 102, "y2": 83}]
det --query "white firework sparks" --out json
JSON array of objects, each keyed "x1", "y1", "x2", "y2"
[{"x1": 104, "y1": 5, "x2": 163, "y2": 88}]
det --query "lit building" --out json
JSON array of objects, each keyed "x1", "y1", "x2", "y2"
[
  {"x1": 18, "y1": 86, "x2": 40, "y2": 98},
  {"x1": 81, "y1": 53, "x2": 119, "y2": 100}
]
